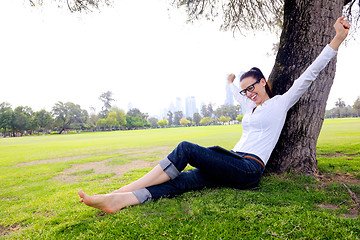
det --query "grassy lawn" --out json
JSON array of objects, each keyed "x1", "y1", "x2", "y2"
[{"x1": 0, "y1": 119, "x2": 359, "y2": 239}]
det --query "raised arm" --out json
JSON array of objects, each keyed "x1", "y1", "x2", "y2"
[{"x1": 281, "y1": 16, "x2": 350, "y2": 111}]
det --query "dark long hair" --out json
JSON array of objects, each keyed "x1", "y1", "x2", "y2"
[{"x1": 240, "y1": 67, "x2": 273, "y2": 98}]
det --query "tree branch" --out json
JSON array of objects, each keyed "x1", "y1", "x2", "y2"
[
  {"x1": 66, "y1": 0, "x2": 74, "y2": 13},
  {"x1": 343, "y1": 183, "x2": 360, "y2": 211},
  {"x1": 29, "y1": 0, "x2": 35, "y2": 7}
]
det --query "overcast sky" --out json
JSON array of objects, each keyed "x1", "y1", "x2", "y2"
[{"x1": 1, "y1": 0, "x2": 359, "y2": 117}]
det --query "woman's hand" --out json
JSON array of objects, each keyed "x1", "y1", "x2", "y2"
[
  {"x1": 329, "y1": 16, "x2": 351, "y2": 51},
  {"x1": 334, "y1": 16, "x2": 350, "y2": 41},
  {"x1": 228, "y1": 73, "x2": 235, "y2": 84}
]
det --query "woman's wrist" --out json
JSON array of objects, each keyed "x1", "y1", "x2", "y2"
[{"x1": 329, "y1": 35, "x2": 345, "y2": 51}]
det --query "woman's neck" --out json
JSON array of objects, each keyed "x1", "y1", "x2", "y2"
[{"x1": 256, "y1": 95, "x2": 271, "y2": 106}]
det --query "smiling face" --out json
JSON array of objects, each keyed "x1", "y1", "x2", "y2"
[{"x1": 240, "y1": 76, "x2": 270, "y2": 106}]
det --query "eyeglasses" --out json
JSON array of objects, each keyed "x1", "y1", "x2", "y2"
[{"x1": 239, "y1": 79, "x2": 261, "y2": 96}]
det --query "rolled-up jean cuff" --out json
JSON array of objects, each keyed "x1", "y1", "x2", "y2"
[
  {"x1": 159, "y1": 157, "x2": 180, "y2": 180},
  {"x1": 133, "y1": 188, "x2": 152, "y2": 204}
]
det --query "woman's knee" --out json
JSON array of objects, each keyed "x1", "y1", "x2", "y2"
[
  {"x1": 178, "y1": 141, "x2": 192, "y2": 148},
  {"x1": 170, "y1": 141, "x2": 193, "y2": 159}
]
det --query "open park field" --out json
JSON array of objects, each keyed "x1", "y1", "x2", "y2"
[{"x1": 0, "y1": 118, "x2": 359, "y2": 239}]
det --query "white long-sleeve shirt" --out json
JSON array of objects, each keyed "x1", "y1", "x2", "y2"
[{"x1": 230, "y1": 45, "x2": 337, "y2": 165}]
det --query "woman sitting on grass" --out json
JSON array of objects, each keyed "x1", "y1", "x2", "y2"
[{"x1": 78, "y1": 17, "x2": 350, "y2": 214}]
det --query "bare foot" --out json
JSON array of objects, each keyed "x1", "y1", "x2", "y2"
[{"x1": 78, "y1": 190, "x2": 139, "y2": 214}]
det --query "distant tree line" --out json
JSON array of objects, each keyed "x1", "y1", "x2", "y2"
[
  {"x1": 1, "y1": 92, "x2": 359, "y2": 137},
  {"x1": 325, "y1": 97, "x2": 360, "y2": 118},
  {"x1": 0, "y1": 91, "x2": 244, "y2": 137}
]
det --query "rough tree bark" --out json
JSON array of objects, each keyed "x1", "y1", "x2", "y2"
[{"x1": 266, "y1": 0, "x2": 344, "y2": 175}]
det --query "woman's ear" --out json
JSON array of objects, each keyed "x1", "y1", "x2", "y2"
[{"x1": 260, "y1": 78, "x2": 267, "y2": 87}]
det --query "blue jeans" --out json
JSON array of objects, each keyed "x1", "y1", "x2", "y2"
[{"x1": 133, "y1": 141, "x2": 264, "y2": 203}]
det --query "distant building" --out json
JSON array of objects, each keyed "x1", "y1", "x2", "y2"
[
  {"x1": 176, "y1": 97, "x2": 183, "y2": 112},
  {"x1": 161, "y1": 96, "x2": 199, "y2": 119},
  {"x1": 169, "y1": 102, "x2": 176, "y2": 113},
  {"x1": 185, "y1": 96, "x2": 198, "y2": 118},
  {"x1": 164, "y1": 98, "x2": 184, "y2": 118},
  {"x1": 238, "y1": 71, "x2": 245, "y2": 86}
]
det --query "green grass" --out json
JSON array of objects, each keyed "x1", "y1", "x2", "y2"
[
  {"x1": 69, "y1": 169, "x2": 95, "y2": 176},
  {"x1": 317, "y1": 118, "x2": 360, "y2": 156},
  {"x1": 317, "y1": 118, "x2": 360, "y2": 177},
  {"x1": 0, "y1": 120, "x2": 359, "y2": 239},
  {"x1": 80, "y1": 173, "x2": 117, "y2": 181}
]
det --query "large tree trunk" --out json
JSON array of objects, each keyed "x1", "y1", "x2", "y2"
[{"x1": 266, "y1": 0, "x2": 344, "y2": 175}]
